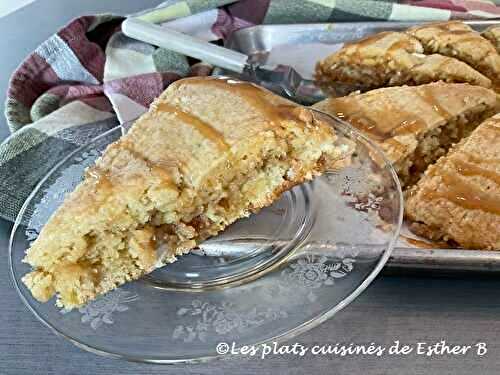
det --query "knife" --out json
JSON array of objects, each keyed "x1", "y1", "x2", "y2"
[{"x1": 122, "y1": 17, "x2": 326, "y2": 105}]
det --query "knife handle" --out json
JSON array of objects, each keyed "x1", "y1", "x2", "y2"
[{"x1": 122, "y1": 18, "x2": 249, "y2": 74}]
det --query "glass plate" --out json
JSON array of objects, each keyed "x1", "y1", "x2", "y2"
[{"x1": 9, "y1": 110, "x2": 403, "y2": 363}]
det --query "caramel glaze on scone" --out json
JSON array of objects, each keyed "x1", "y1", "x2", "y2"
[
  {"x1": 314, "y1": 31, "x2": 491, "y2": 95},
  {"x1": 406, "y1": 114, "x2": 500, "y2": 250},
  {"x1": 313, "y1": 82, "x2": 500, "y2": 188},
  {"x1": 22, "y1": 77, "x2": 347, "y2": 309},
  {"x1": 407, "y1": 21, "x2": 500, "y2": 88}
]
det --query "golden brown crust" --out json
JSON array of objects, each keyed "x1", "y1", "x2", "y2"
[{"x1": 405, "y1": 114, "x2": 500, "y2": 250}]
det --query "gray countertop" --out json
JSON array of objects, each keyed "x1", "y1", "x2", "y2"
[{"x1": 1, "y1": 1, "x2": 500, "y2": 374}]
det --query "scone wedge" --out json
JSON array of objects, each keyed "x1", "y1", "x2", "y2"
[
  {"x1": 315, "y1": 31, "x2": 491, "y2": 95},
  {"x1": 406, "y1": 114, "x2": 500, "y2": 250},
  {"x1": 313, "y1": 82, "x2": 500, "y2": 187},
  {"x1": 407, "y1": 21, "x2": 500, "y2": 87},
  {"x1": 22, "y1": 77, "x2": 347, "y2": 309}
]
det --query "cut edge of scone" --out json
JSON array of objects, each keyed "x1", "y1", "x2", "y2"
[
  {"x1": 405, "y1": 114, "x2": 500, "y2": 250},
  {"x1": 395, "y1": 96, "x2": 498, "y2": 188},
  {"x1": 21, "y1": 79, "x2": 347, "y2": 310},
  {"x1": 314, "y1": 31, "x2": 421, "y2": 94}
]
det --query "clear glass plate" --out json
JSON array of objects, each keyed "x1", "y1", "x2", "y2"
[{"x1": 9, "y1": 110, "x2": 403, "y2": 363}]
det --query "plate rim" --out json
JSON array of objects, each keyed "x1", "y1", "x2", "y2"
[{"x1": 9, "y1": 112, "x2": 403, "y2": 364}]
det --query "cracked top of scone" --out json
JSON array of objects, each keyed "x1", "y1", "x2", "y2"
[
  {"x1": 312, "y1": 82, "x2": 499, "y2": 165},
  {"x1": 119, "y1": 77, "x2": 336, "y2": 188},
  {"x1": 405, "y1": 114, "x2": 500, "y2": 250},
  {"x1": 314, "y1": 29, "x2": 491, "y2": 94},
  {"x1": 407, "y1": 21, "x2": 500, "y2": 87}
]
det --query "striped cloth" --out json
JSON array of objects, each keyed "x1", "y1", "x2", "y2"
[{"x1": 1, "y1": 0, "x2": 500, "y2": 222}]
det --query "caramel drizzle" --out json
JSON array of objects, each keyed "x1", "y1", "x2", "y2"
[
  {"x1": 452, "y1": 157, "x2": 500, "y2": 185},
  {"x1": 345, "y1": 31, "x2": 393, "y2": 48},
  {"x1": 387, "y1": 38, "x2": 415, "y2": 54},
  {"x1": 185, "y1": 77, "x2": 301, "y2": 125},
  {"x1": 156, "y1": 102, "x2": 229, "y2": 152},
  {"x1": 83, "y1": 166, "x2": 115, "y2": 207},
  {"x1": 332, "y1": 94, "x2": 426, "y2": 142},
  {"x1": 417, "y1": 86, "x2": 451, "y2": 119},
  {"x1": 412, "y1": 21, "x2": 472, "y2": 36},
  {"x1": 392, "y1": 119, "x2": 427, "y2": 136},
  {"x1": 120, "y1": 141, "x2": 179, "y2": 189},
  {"x1": 421, "y1": 129, "x2": 500, "y2": 215},
  {"x1": 485, "y1": 122, "x2": 500, "y2": 133},
  {"x1": 464, "y1": 152, "x2": 500, "y2": 166},
  {"x1": 86, "y1": 143, "x2": 179, "y2": 193},
  {"x1": 438, "y1": 27, "x2": 482, "y2": 43},
  {"x1": 385, "y1": 96, "x2": 427, "y2": 136},
  {"x1": 423, "y1": 171, "x2": 500, "y2": 215},
  {"x1": 457, "y1": 36, "x2": 485, "y2": 44},
  {"x1": 85, "y1": 167, "x2": 113, "y2": 191},
  {"x1": 411, "y1": 21, "x2": 466, "y2": 32},
  {"x1": 333, "y1": 99, "x2": 380, "y2": 138},
  {"x1": 400, "y1": 235, "x2": 451, "y2": 249},
  {"x1": 344, "y1": 32, "x2": 417, "y2": 65},
  {"x1": 331, "y1": 84, "x2": 469, "y2": 144},
  {"x1": 385, "y1": 138, "x2": 406, "y2": 155}
]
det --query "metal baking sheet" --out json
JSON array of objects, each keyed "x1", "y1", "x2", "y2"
[{"x1": 218, "y1": 21, "x2": 500, "y2": 273}]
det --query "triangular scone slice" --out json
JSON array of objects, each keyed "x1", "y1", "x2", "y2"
[
  {"x1": 312, "y1": 82, "x2": 499, "y2": 187},
  {"x1": 22, "y1": 77, "x2": 346, "y2": 309},
  {"x1": 482, "y1": 25, "x2": 500, "y2": 53},
  {"x1": 315, "y1": 31, "x2": 490, "y2": 95},
  {"x1": 405, "y1": 114, "x2": 500, "y2": 250},
  {"x1": 407, "y1": 21, "x2": 500, "y2": 87},
  {"x1": 410, "y1": 53, "x2": 490, "y2": 87}
]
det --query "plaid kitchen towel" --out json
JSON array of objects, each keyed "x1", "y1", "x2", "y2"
[{"x1": 1, "y1": 0, "x2": 500, "y2": 223}]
